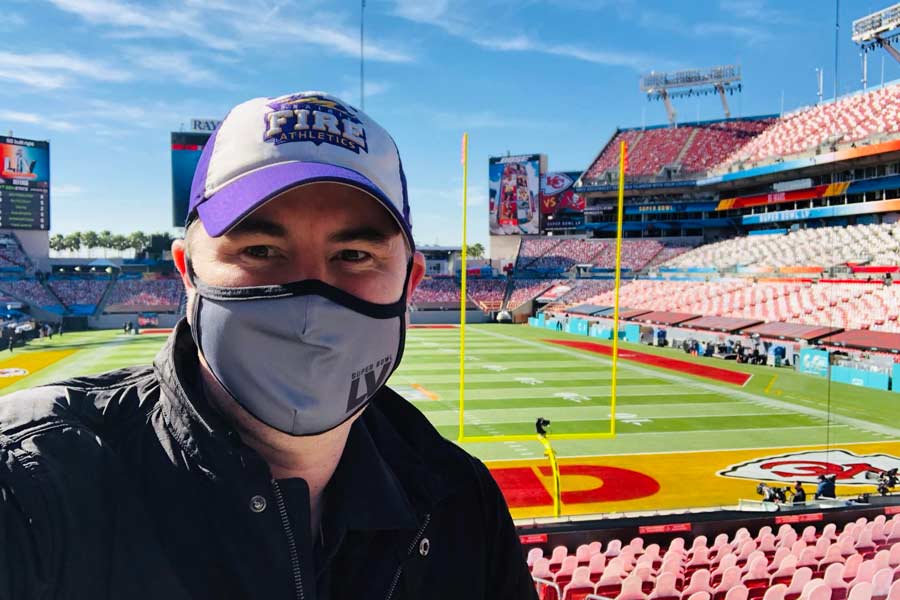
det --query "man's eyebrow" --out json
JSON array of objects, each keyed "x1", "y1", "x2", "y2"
[
  {"x1": 228, "y1": 218, "x2": 288, "y2": 238},
  {"x1": 328, "y1": 226, "x2": 395, "y2": 244}
]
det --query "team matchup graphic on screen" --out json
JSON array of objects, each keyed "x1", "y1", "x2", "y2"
[
  {"x1": 0, "y1": 137, "x2": 49, "y2": 230},
  {"x1": 540, "y1": 171, "x2": 586, "y2": 232},
  {"x1": 488, "y1": 154, "x2": 545, "y2": 235}
]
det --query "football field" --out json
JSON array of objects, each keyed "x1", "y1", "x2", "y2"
[
  {"x1": 0, "y1": 324, "x2": 897, "y2": 516},
  {"x1": 396, "y1": 324, "x2": 896, "y2": 460}
]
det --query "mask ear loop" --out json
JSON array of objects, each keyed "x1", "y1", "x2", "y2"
[
  {"x1": 184, "y1": 256, "x2": 206, "y2": 356},
  {"x1": 388, "y1": 257, "x2": 415, "y2": 383}
]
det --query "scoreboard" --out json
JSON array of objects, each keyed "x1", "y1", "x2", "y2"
[
  {"x1": 0, "y1": 137, "x2": 49, "y2": 230},
  {"x1": 171, "y1": 131, "x2": 211, "y2": 227}
]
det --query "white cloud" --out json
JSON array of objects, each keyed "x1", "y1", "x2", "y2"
[
  {"x1": 338, "y1": 79, "x2": 391, "y2": 104},
  {"x1": 693, "y1": 22, "x2": 771, "y2": 45},
  {"x1": 0, "y1": 51, "x2": 132, "y2": 90},
  {"x1": 0, "y1": 109, "x2": 76, "y2": 131},
  {"x1": 393, "y1": 0, "x2": 451, "y2": 22},
  {"x1": 68, "y1": 96, "x2": 233, "y2": 132},
  {"x1": 49, "y1": 0, "x2": 412, "y2": 61},
  {"x1": 392, "y1": 0, "x2": 670, "y2": 71},
  {"x1": 124, "y1": 49, "x2": 222, "y2": 86},
  {"x1": 0, "y1": 12, "x2": 26, "y2": 31},
  {"x1": 719, "y1": 0, "x2": 792, "y2": 23},
  {"x1": 47, "y1": 0, "x2": 239, "y2": 51}
]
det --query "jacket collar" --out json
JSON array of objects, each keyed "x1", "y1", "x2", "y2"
[{"x1": 154, "y1": 319, "x2": 447, "y2": 532}]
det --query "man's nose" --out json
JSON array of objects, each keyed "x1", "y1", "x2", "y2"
[{"x1": 285, "y1": 252, "x2": 328, "y2": 283}]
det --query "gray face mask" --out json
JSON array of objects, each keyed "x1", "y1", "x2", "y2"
[{"x1": 187, "y1": 264, "x2": 409, "y2": 436}]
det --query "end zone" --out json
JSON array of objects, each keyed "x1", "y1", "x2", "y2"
[
  {"x1": 487, "y1": 440, "x2": 900, "y2": 519},
  {"x1": 0, "y1": 349, "x2": 77, "y2": 390}
]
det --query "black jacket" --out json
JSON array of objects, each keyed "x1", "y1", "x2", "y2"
[{"x1": 0, "y1": 322, "x2": 536, "y2": 600}]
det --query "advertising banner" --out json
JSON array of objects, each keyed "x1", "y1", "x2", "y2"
[
  {"x1": 137, "y1": 312, "x2": 159, "y2": 327},
  {"x1": 798, "y1": 347, "x2": 829, "y2": 377},
  {"x1": 742, "y1": 198, "x2": 900, "y2": 225},
  {"x1": 831, "y1": 365, "x2": 890, "y2": 390},
  {"x1": 489, "y1": 155, "x2": 542, "y2": 235},
  {"x1": 540, "y1": 171, "x2": 585, "y2": 232},
  {"x1": 0, "y1": 137, "x2": 50, "y2": 230}
]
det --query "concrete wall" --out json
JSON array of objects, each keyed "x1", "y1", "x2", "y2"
[
  {"x1": 410, "y1": 309, "x2": 491, "y2": 324},
  {"x1": 7, "y1": 229, "x2": 50, "y2": 271},
  {"x1": 489, "y1": 235, "x2": 521, "y2": 262}
]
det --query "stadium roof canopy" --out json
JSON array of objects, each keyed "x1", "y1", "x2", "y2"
[
  {"x1": 821, "y1": 329, "x2": 900, "y2": 353},
  {"x1": 565, "y1": 303, "x2": 609, "y2": 316},
  {"x1": 682, "y1": 315, "x2": 764, "y2": 333},
  {"x1": 741, "y1": 322, "x2": 841, "y2": 341},
  {"x1": 629, "y1": 311, "x2": 698, "y2": 326}
]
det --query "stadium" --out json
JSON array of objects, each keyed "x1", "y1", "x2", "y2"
[{"x1": 3, "y1": 3, "x2": 900, "y2": 600}]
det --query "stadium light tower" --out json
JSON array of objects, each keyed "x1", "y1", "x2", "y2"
[
  {"x1": 639, "y1": 65, "x2": 742, "y2": 126},
  {"x1": 853, "y1": 3, "x2": 900, "y2": 84}
]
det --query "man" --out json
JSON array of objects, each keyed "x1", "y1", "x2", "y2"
[
  {"x1": 815, "y1": 474, "x2": 836, "y2": 499},
  {"x1": 0, "y1": 91, "x2": 536, "y2": 599},
  {"x1": 792, "y1": 481, "x2": 806, "y2": 505}
]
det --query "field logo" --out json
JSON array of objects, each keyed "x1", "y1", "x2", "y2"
[
  {"x1": 719, "y1": 449, "x2": 900, "y2": 485},
  {"x1": 0, "y1": 368, "x2": 28, "y2": 377}
]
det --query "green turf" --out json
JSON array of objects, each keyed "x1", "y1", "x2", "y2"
[{"x1": 0, "y1": 324, "x2": 896, "y2": 462}]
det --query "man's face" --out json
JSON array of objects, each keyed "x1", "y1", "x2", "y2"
[{"x1": 174, "y1": 182, "x2": 425, "y2": 314}]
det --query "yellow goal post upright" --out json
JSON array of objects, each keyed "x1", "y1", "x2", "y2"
[{"x1": 456, "y1": 138, "x2": 628, "y2": 444}]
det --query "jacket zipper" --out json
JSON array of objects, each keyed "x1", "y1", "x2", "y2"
[
  {"x1": 384, "y1": 513, "x2": 431, "y2": 600},
  {"x1": 271, "y1": 479, "x2": 305, "y2": 600}
]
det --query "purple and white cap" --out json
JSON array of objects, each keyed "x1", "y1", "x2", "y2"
[{"x1": 188, "y1": 91, "x2": 412, "y2": 248}]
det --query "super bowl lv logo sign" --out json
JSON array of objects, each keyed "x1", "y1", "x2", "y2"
[
  {"x1": 263, "y1": 94, "x2": 368, "y2": 154},
  {"x1": 719, "y1": 449, "x2": 900, "y2": 485}
]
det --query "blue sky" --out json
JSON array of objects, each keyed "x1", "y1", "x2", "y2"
[{"x1": 3, "y1": 0, "x2": 900, "y2": 246}]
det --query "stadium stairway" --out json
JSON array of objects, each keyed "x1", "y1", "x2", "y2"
[
  {"x1": 672, "y1": 128, "x2": 700, "y2": 169},
  {"x1": 93, "y1": 275, "x2": 119, "y2": 316},
  {"x1": 499, "y1": 278, "x2": 514, "y2": 311},
  {"x1": 42, "y1": 280, "x2": 66, "y2": 312}
]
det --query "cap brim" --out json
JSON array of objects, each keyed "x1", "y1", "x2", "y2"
[{"x1": 195, "y1": 161, "x2": 413, "y2": 249}]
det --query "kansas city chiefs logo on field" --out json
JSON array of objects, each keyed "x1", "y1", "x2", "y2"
[{"x1": 718, "y1": 449, "x2": 900, "y2": 485}]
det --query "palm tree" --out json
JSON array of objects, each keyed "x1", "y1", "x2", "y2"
[
  {"x1": 98, "y1": 230, "x2": 113, "y2": 258},
  {"x1": 467, "y1": 243, "x2": 485, "y2": 259},
  {"x1": 111, "y1": 234, "x2": 129, "y2": 256},
  {"x1": 49, "y1": 233, "x2": 65, "y2": 253},
  {"x1": 128, "y1": 231, "x2": 148, "y2": 254},
  {"x1": 81, "y1": 231, "x2": 99, "y2": 258},
  {"x1": 64, "y1": 232, "x2": 82, "y2": 255}
]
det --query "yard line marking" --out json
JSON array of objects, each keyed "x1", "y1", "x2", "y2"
[
  {"x1": 472, "y1": 328, "x2": 900, "y2": 439},
  {"x1": 764, "y1": 375, "x2": 778, "y2": 394}
]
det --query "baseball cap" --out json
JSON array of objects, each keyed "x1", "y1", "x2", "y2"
[{"x1": 188, "y1": 91, "x2": 413, "y2": 249}]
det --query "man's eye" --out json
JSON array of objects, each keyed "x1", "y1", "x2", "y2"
[
  {"x1": 339, "y1": 249, "x2": 370, "y2": 262},
  {"x1": 243, "y1": 246, "x2": 276, "y2": 259}
]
